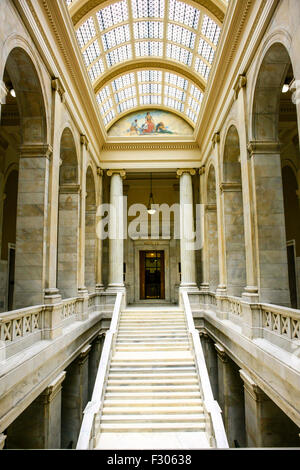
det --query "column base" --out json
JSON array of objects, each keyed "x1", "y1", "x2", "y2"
[
  {"x1": 242, "y1": 286, "x2": 259, "y2": 303},
  {"x1": 78, "y1": 287, "x2": 89, "y2": 296},
  {"x1": 200, "y1": 283, "x2": 210, "y2": 292},
  {"x1": 95, "y1": 284, "x2": 105, "y2": 293},
  {"x1": 44, "y1": 288, "x2": 62, "y2": 304},
  {"x1": 179, "y1": 283, "x2": 199, "y2": 291},
  {"x1": 216, "y1": 285, "x2": 227, "y2": 296}
]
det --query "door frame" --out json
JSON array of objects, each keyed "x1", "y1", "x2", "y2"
[
  {"x1": 134, "y1": 240, "x2": 171, "y2": 303},
  {"x1": 140, "y1": 250, "x2": 165, "y2": 300}
]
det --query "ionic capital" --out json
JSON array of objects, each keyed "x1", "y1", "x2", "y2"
[
  {"x1": 176, "y1": 168, "x2": 196, "y2": 177},
  {"x1": 107, "y1": 169, "x2": 126, "y2": 179}
]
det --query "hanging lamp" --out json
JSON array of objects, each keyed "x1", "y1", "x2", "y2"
[{"x1": 147, "y1": 172, "x2": 156, "y2": 215}]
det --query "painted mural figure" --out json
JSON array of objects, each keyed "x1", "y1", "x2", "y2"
[{"x1": 141, "y1": 112, "x2": 155, "y2": 134}]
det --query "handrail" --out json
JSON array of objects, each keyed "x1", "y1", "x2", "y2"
[
  {"x1": 76, "y1": 290, "x2": 123, "y2": 449},
  {"x1": 181, "y1": 290, "x2": 229, "y2": 448}
]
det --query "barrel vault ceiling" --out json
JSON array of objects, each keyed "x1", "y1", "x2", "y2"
[{"x1": 64, "y1": 0, "x2": 228, "y2": 134}]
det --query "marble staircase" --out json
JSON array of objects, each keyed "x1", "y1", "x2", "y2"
[{"x1": 95, "y1": 305, "x2": 212, "y2": 449}]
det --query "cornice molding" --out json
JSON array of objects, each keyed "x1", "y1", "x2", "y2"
[
  {"x1": 102, "y1": 142, "x2": 200, "y2": 151},
  {"x1": 205, "y1": 203, "x2": 217, "y2": 211},
  {"x1": 59, "y1": 183, "x2": 81, "y2": 194},
  {"x1": 70, "y1": 0, "x2": 226, "y2": 26}
]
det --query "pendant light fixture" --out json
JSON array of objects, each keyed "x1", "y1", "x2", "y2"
[{"x1": 147, "y1": 172, "x2": 156, "y2": 215}]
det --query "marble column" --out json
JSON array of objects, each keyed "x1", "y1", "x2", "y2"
[
  {"x1": 107, "y1": 170, "x2": 126, "y2": 289},
  {"x1": 95, "y1": 168, "x2": 104, "y2": 292},
  {"x1": 13, "y1": 144, "x2": 52, "y2": 309},
  {"x1": 213, "y1": 134, "x2": 227, "y2": 295},
  {"x1": 215, "y1": 344, "x2": 246, "y2": 448},
  {"x1": 234, "y1": 75, "x2": 259, "y2": 302},
  {"x1": 177, "y1": 169, "x2": 197, "y2": 288},
  {"x1": 61, "y1": 345, "x2": 91, "y2": 449},
  {"x1": 78, "y1": 135, "x2": 89, "y2": 296},
  {"x1": 248, "y1": 141, "x2": 290, "y2": 306},
  {"x1": 240, "y1": 369, "x2": 300, "y2": 447},
  {"x1": 5, "y1": 371, "x2": 66, "y2": 449},
  {"x1": 200, "y1": 332, "x2": 218, "y2": 399},
  {"x1": 44, "y1": 79, "x2": 65, "y2": 304},
  {"x1": 199, "y1": 167, "x2": 210, "y2": 292},
  {"x1": 88, "y1": 333, "x2": 105, "y2": 399}
]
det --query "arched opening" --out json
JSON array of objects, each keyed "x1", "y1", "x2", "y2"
[
  {"x1": 57, "y1": 128, "x2": 79, "y2": 299},
  {"x1": 251, "y1": 42, "x2": 299, "y2": 306},
  {"x1": 222, "y1": 125, "x2": 246, "y2": 296},
  {"x1": 85, "y1": 166, "x2": 96, "y2": 292},
  {"x1": 206, "y1": 164, "x2": 219, "y2": 291},
  {"x1": 1, "y1": 47, "x2": 47, "y2": 310}
]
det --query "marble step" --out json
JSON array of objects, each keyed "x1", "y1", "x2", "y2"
[
  {"x1": 100, "y1": 414, "x2": 206, "y2": 424},
  {"x1": 107, "y1": 378, "x2": 199, "y2": 385},
  {"x1": 115, "y1": 346, "x2": 190, "y2": 352},
  {"x1": 108, "y1": 372, "x2": 198, "y2": 379},
  {"x1": 102, "y1": 398, "x2": 203, "y2": 407},
  {"x1": 102, "y1": 406, "x2": 204, "y2": 415},
  {"x1": 105, "y1": 391, "x2": 202, "y2": 399},
  {"x1": 109, "y1": 366, "x2": 196, "y2": 373},
  {"x1": 99, "y1": 422, "x2": 206, "y2": 433},
  {"x1": 106, "y1": 384, "x2": 200, "y2": 392},
  {"x1": 96, "y1": 431, "x2": 211, "y2": 449}
]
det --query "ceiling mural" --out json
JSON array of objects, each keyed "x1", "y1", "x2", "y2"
[{"x1": 107, "y1": 109, "x2": 193, "y2": 136}]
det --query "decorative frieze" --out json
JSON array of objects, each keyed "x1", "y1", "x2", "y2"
[{"x1": 103, "y1": 142, "x2": 199, "y2": 151}]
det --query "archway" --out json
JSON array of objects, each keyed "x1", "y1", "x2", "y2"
[
  {"x1": 251, "y1": 42, "x2": 298, "y2": 306},
  {"x1": 85, "y1": 166, "x2": 96, "y2": 292},
  {"x1": 222, "y1": 125, "x2": 246, "y2": 296},
  {"x1": 206, "y1": 164, "x2": 219, "y2": 291},
  {"x1": 57, "y1": 128, "x2": 79, "y2": 299},
  {"x1": 1, "y1": 47, "x2": 48, "y2": 309}
]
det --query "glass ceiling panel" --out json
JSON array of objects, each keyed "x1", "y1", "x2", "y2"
[
  {"x1": 95, "y1": 68, "x2": 204, "y2": 127},
  {"x1": 66, "y1": 0, "x2": 223, "y2": 129}
]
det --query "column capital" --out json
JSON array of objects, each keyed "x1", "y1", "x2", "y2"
[
  {"x1": 199, "y1": 165, "x2": 206, "y2": 175},
  {"x1": 107, "y1": 169, "x2": 126, "y2": 179},
  {"x1": 247, "y1": 141, "x2": 281, "y2": 157},
  {"x1": 212, "y1": 132, "x2": 220, "y2": 148},
  {"x1": 233, "y1": 74, "x2": 247, "y2": 100},
  {"x1": 19, "y1": 143, "x2": 53, "y2": 159},
  {"x1": 97, "y1": 167, "x2": 104, "y2": 176},
  {"x1": 80, "y1": 134, "x2": 89, "y2": 150},
  {"x1": 0, "y1": 433, "x2": 6, "y2": 450},
  {"x1": 42, "y1": 371, "x2": 66, "y2": 403},
  {"x1": 239, "y1": 369, "x2": 267, "y2": 402},
  {"x1": 77, "y1": 344, "x2": 92, "y2": 365},
  {"x1": 176, "y1": 168, "x2": 196, "y2": 177},
  {"x1": 219, "y1": 182, "x2": 242, "y2": 193},
  {"x1": 51, "y1": 77, "x2": 65, "y2": 103},
  {"x1": 59, "y1": 183, "x2": 80, "y2": 194},
  {"x1": 214, "y1": 343, "x2": 228, "y2": 362}
]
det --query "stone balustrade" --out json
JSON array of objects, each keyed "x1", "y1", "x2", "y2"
[
  {"x1": 191, "y1": 291, "x2": 300, "y2": 353},
  {"x1": 0, "y1": 292, "x2": 109, "y2": 362}
]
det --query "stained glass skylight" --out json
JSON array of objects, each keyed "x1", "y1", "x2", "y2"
[{"x1": 66, "y1": 0, "x2": 223, "y2": 129}]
